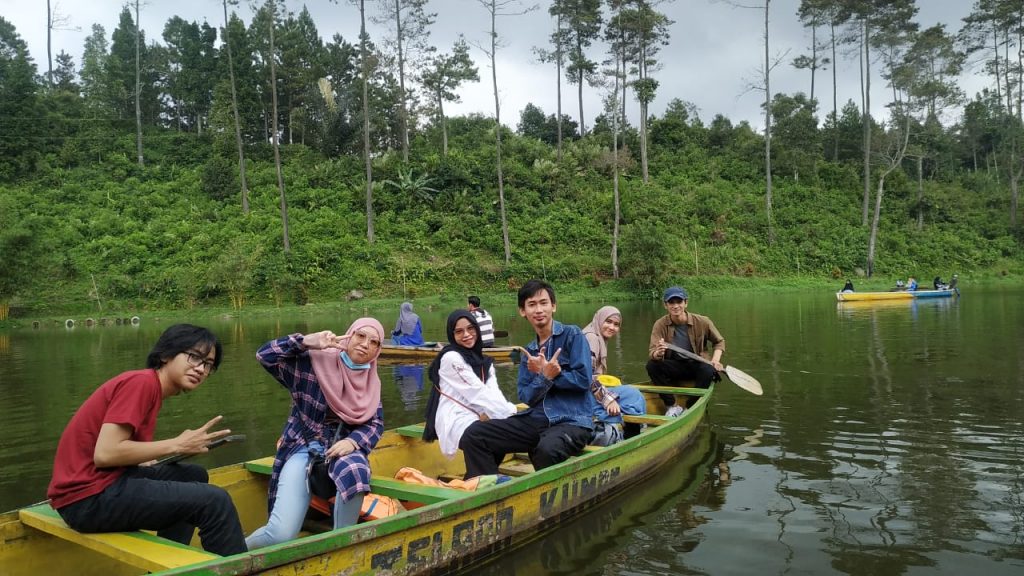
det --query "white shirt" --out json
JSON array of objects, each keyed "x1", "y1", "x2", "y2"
[{"x1": 435, "y1": 351, "x2": 517, "y2": 458}]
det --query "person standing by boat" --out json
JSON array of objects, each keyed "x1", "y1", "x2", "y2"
[
  {"x1": 646, "y1": 286, "x2": 725, "y2": 417},
  {"x1": 458, "y1": 279, "x2": 593, "y2": 479},
  {"x1": 245, "y1": 319, "x2": 385, "y2": 549},
  {"x1": 46, "y1": 324, "x2": 246, "y2": 556},
  {"x1": 467, "y1": 295, "x2": 496, "y2": 347},
  {"x1": 582, "y1": 306, "x2": 646, "y2": 445},
  {"x1": 391, "y1": 302, "x2": 425, "y2": 346},
  {"x1": 422, "y1": 310, "x2": 518, "y2": 459}
]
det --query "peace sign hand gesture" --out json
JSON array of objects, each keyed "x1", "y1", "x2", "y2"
[{"x1": 521, "y1": 346, "x2": 563, "y2": 380}]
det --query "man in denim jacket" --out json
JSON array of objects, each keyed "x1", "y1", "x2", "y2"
[{"x1": 458, "y1": 279, "x2": 593, "y2": 479}]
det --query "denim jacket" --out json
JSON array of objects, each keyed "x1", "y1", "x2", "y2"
[{"x1": 517, "y1": 320, "x2": 594, "y2": 430}]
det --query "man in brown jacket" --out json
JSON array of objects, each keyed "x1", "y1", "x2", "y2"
[{"x1": 646, "y1": 286, "x2": 725, "y2": 416}]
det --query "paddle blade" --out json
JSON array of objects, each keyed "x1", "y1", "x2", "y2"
[{"x1": 724, "y1": 365, "x2": 763, "y2": 395}]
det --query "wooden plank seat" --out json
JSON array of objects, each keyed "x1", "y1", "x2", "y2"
[
  {"x1": 18, "y1": 503, "x2": 218, "y2": 572},
  {"x1": 243, "y1": 456, "x2": 464, "y2": 505}
]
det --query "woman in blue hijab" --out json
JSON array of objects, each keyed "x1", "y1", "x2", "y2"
[{"x1": 391, "y1": 302, "x2": 425, "y2": 346}]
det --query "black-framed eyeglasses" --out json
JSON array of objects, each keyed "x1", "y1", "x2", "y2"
[{"x1": 184, "y1": 351, "x2": 216, "y2": 372}]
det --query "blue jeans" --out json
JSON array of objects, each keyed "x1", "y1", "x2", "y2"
[{"x1": 245, "y1": 445, "x2": 364, "y2": 549}]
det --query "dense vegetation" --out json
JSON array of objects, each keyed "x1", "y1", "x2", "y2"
[{"x1": 1, "y1": 2, "x2": 1022, "y2": 319}]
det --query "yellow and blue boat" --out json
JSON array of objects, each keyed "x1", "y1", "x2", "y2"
[
  {"x1": 835, "y1": 288, "x2": 959, "y2": 302},
  {"x1": 0, "y1": 384, "x2": 709, "y2": 576}
]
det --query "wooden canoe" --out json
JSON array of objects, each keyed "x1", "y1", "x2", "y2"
[
  {"x1": 0, "y1": 384, "x2": 710, "y2": 576},
  {"x1": 378, "y1": 343, "x2": 517, "y2": 363},
  {"x1": 835, "y1": 288, "x2": 958, "y2": 302}
]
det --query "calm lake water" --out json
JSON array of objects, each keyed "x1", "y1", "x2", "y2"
[{"x1": 1, "y1": 286, "x2": 1022, "y2": 575}]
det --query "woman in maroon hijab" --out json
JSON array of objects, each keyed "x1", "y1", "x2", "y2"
[{"x1": 246, "y1": 318, "x2": 385, "y2": 549}]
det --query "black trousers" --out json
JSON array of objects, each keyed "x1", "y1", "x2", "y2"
[
  {"x1": 458, "y1": 414, "x2": 591, "y2": 479},
  {"x1": 57, "y1": 462, "x2": 246, "y2": 556},
  {"x1": 646, "y1": 357, "x2": 717, "y2": 407}
]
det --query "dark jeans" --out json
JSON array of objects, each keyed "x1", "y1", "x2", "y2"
[
  {"x1": 458, "y1": 413, "x2": 591, "y2": 479},
  {"x1": 646, "y1": 357, "x2": 717, "y2": 407},
  {"x1": 57, "y1": 462, "x2": 246, "y2": 556}
]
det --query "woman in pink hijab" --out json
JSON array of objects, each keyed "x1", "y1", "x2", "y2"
[{"x1": 246, "y1": 318, "x2": 385, "y2": 549}]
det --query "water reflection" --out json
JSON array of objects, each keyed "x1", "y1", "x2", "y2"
[
  {"x1": 394, "y1": 364, "x2": 426, "y2": 411},
  {"x1": 465, "y1": 426, "x2": 722, "y2": 576}
]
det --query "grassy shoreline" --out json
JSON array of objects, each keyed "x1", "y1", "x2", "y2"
[{"x1": 4, "y1": 268, "x2": 1022, "y2": 331}]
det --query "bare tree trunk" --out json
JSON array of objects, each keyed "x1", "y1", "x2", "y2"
[
  {"x1": 862, "y1": 20, "x2": 872, "y2": 226},
  {"x1": 223, "y1": 0, "x2": 249, "y2": 214},
  {"x1": 576, "y1": 37, "x2": 586, "y2": 137},
  {"x1": 134, "y1": 0, "x2": 144, "y2": 167},
  {"x1": 394, "y1": 0, "x2": 410, "y2": 162},
  {"x1": 438, "y1": 95, "x2": 448, "y2": 157},
  {"x1": 555, "y1": 13, "x2": 563, "y2": 161},
  {"x1": 612, "y1": 50, "x2": 621, "y2": 279},
  {"x1": 638, "y1": 46, "x2": 648, "y2": 184},
  {"x1": 916, "y1": 155, "x2": 924, "y2": 230},
  {"x1": 268, "y1": 0, "x2": 290, "y2": 253},
  {"x1": 763, "y1": 0, "x2": 773, "y2": 245},
  {"x1": 360, "y1": 0, "x2": 375, "y2": 243},
  {"x1": 831, "y1": 19, "x2": 838, "y2": 161},
  {"x1": 810, "y1": 23, "x2": 816, "y2": 103},
  {"x1": 487, "y1": 3, "x2": 511, "y2": 264},
  {"x1": 46, "y1": 0, "x2": 53, "y2": 86},
  {"x1": 866, "y1": 118, "x2": 911, "y2": 277}
]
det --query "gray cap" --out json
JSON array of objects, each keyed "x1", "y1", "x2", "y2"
[{"x1": 663, "y1": 286, "x2": 688, "y2": 301}]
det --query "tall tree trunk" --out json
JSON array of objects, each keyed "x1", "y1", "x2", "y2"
[
  {"x1": 810, "y1": 23, "x2": 816, "y2": 103},
  {"x1": 831, "y1": 19, "x2": 838, "y2": 161},
  {"x1": 576, "y1": 37, "x2": 586, "y2": 137},
  {"x1": 862, "y1": 20, "x2": 872, "y2": 226},
  {"x1": 612, "y1": 49, "x2": 621, "y2": 280},
  {"x1": 134, "y1": 0, "x2": 144, "y2": 167},
  {"x1": 360, "y1": 0, "x2": 374, "y2": 243},
  {"x1": 223, "y1": 0, "x2": 249, "y2": 214},
  {"x1": 555, "y1": 13, "x2": 563, "y2": 161},
  {"x1": 763, "y1": 0, "x2": 773, "y2": 245},
  {"x1": 638, "y1": 47, "x2": 648, "y2": 184},
  {"x1": 488, "y1": 3, "x2": 511, "y2": 264},
  {"x1": 916, "y1": 155, "x2": 924, "y2": 230},
  {"x1": 268, "y1": 0, "x2": 290, "y2": 253},
  {"x1": 866, "y1": 118, "x2": 911, "y2": 277},
  {"x1": 395, "y1": 0, "x2": 410, "y2": 162},
  {"x1": 438, "y1": 95, "x2": 448, "y2": 157},
  {"x1": 46, "y1": 0, "x2": 53, "y2": 86}
]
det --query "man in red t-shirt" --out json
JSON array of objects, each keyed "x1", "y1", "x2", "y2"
[{"x1": 47, "y1": 324, "x2": 246, "y2": 556}]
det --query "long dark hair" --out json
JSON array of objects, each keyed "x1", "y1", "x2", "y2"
[{"x1": 146, "y1": 324, "x2": 222, "y2": 372}]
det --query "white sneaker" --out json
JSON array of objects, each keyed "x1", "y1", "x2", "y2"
[{"x1": 665, "y1": 405, "x2": 685, "y2": 418}]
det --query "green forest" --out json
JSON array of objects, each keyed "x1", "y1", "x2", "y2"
[{"x1": 1, "y1": 0, "x2": 1023, "y2": 320}]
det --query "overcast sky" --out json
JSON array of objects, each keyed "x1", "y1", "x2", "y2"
[{"x1": 2, "y1": 0, "x2": 985, "y2": 131}]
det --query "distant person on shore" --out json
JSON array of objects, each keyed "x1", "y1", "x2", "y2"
[
  {"x1": 646, "y1": 286, "x2": 725, "y2": 417},
  {"x1": 47, "y1": 324, "x2": 246, "y2": 556},
  {"x1": 246, "y1": 319, "x2": 385, "y2": 549},
  {"x1": 467, "y1": 296, "x2": 495, "y2": 347},
  {"x1": 457, "y1": 280, "x2": 593, "y2": 479},
  {"x1": 582, "y1": 306, "x2": 646, "y2": 445},
  {"x1": 391, "y1": 302, "x2": 425, "y2": 346},
  {"x1": 422, "y1": 310, "x2": 517, "y2": 460},
  {"x1": 841, "y1": 280, "x2": 855, "y2": 293}
]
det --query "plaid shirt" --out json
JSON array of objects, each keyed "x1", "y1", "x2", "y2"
[{"x1": 257, "y1": 334, "x2": 384, "y2": 508}]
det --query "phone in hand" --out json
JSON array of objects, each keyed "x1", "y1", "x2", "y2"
[{"x1": 157, "y1": 434, "x2": 247, "y2": 465}]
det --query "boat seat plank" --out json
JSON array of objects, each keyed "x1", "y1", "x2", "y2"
[
  {"x1": 393, "y1": 424, "x2": 425, "y2": 438},
  {"x1": 369, "y1": 477, "x2": 468, "y2": 504},
  {"x1": 622, "y1": 414, "x2": 674, "y2": 426},
  {"x1": 18, "y1": 504, "x2": 218, "y2": 572},
  {"x1": 244, "y1": 456, "x2": 276, "y2": 476},
  {"x1": 632, "y1": 385, "x2": 709, "y2": 397}
]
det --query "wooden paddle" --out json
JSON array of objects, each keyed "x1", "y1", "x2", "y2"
[{"x1": 662, "y1": 343, "x2": 763, "y2": 396}]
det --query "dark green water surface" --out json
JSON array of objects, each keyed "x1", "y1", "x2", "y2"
[{"x1": 1, "y1": 286, "x2": 1021, "y2": 574}]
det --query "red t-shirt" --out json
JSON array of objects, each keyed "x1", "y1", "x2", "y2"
[{"x1": 47, "y1": 369, "x2": 163, "y2": 509}]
